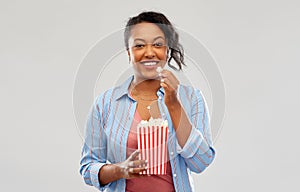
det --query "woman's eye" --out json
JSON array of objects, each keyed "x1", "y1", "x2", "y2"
[
  {"x1": 153, "y1": 42, "x2": 164, "y2": 47},
  {"x1": 134, "y1": 44, "x2": 145, "y2": 48}
]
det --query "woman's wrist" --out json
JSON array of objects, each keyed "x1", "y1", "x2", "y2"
[
  {"x1": 114, "y1": 163, "x2": 124, "y2": 179},
  {"x1": 164, "y1": 93, "x2": 180, "y2": 108}
]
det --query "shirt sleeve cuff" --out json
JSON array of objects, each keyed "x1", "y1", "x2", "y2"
[
  {"x1": 176, "y1": 127, "x2": 211, "y2": 158},
  {"x1": 90, "y1": 163, "x2": 111, "y2": 191}
]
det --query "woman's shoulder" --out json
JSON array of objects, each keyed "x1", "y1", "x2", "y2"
[
  {"x1": 94, "y1": 87, "x2": 119, "y2": 103},
  {"x1": 95, "y1": 76, "x2": 133, "y2": 102},
  {"x1": 178, "y1": 84, "x2": 204, "y2": 98}
]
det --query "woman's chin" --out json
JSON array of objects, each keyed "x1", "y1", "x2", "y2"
[
  {"x1": 133, "y1": 71, "x2": 160, "y2": 82},
  {"x1": 141, "y1": 73, "x2": 160, "y2": 80}
]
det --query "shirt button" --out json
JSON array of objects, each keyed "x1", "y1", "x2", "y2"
[
  {"x1": 158, "y1": 96, "x2": 162, "y2": 100},
  {"x1": 170, "y1": 152, "x2": 174, "y2": 155},
  {"x1": 173, "y1": 174, "x2": 177, "y2": 177}
]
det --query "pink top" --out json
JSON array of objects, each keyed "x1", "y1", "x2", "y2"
[{"x1": 126, "y1": 110, "x2": 175, "y2": 192}]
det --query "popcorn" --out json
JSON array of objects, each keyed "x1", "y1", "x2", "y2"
[
  {"x1": 156, "y1": 66, "x2": 163, "y2": 73},
  {"x1": 137, "y1": 118, "x2": 169, "y2": 175}
]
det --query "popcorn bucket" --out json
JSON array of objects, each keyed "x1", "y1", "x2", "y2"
[{"x1": 137, "y1": 118, "x2": 169, "y2": 175}]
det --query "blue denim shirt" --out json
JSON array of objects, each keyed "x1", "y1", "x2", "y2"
[{"x1": 80, "y1": 76, "x2": 216, "y2": 192}]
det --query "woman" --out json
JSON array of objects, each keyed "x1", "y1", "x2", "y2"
[{"x1": 80, "y1": 11, "x2": 215, "y2": 192}]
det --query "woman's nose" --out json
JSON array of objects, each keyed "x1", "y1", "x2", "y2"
[{"x1": 144, "y1": 44, "x2": 155, "y2": 58}]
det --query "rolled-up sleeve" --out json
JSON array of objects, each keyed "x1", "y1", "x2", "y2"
[{"x1": 176, "y1": 88, "x2": 216, "y2": 173}]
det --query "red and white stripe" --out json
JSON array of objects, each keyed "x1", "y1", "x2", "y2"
[{"x1": 137, "y1": 121, "x2": 168, "y2": 175}]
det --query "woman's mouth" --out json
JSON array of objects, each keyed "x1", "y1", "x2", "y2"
[{"x1": 140, "y1": 61, "x2": 159, "y2": 66}]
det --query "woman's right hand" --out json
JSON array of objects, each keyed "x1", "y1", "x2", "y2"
[{"x1": 116, "y1": 149, "x2": 148, "y2": 179}]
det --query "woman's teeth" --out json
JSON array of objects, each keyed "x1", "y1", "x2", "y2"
[{"x1": 142, "y1": 62, "x2": 157, "y2": 66}]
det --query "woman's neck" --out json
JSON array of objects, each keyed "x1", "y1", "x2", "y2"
[{"x1": 130, "y1": 78, "x2": 161, "y2": 94}]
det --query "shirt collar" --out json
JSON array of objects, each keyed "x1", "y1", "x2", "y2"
[{"x1": 114, "y1": 76, "x2": 133, "y2": 100}]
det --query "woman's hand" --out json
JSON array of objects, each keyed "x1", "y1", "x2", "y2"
[
  {"x1": 116, "y1": 150, "x2": 148, "y2": 179},
  {"x1": 159, "y1": 69, "x2": 180, "y2": 104}
]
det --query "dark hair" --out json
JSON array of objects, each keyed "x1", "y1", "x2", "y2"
[{"x1": 124, "y1": 11, "x2": 185, "y2": 70}]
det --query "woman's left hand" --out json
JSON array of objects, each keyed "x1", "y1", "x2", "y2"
[{"x1": 159, "y1": 69, "x2": 180, "y2": 104}]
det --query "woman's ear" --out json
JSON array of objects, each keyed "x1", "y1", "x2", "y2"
[
  {"x1": 166, "y1": 48, "x2": 170, "y2": 60},
  {"x1": 127, "y1": 49, "x2": 131, "y2": 62}
]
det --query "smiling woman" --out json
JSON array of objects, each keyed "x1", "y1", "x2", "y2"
[
  {"x1": 127, "y1": 22, "x2": 168, "y2": 81},
  {"x1": 124, "y1": 11, "x2": 185, "y2": 71},
  {"x1": 79, "y1": 11, "x2": 216, "y2": 192}
]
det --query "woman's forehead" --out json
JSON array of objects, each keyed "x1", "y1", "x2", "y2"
[{"x1": 129, "y1": 22, "x2": 165, "y2": 40}]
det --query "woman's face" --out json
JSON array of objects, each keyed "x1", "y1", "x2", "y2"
[{"x1": 127, "y1": 22, "x2": 168, "y2": 81}]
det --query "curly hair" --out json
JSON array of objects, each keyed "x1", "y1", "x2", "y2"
[{"x1": 124, "y1": 11, "x2": 185, "y2": 70}]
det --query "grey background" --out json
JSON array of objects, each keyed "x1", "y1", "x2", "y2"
[{"x1": 1, "y1": 0, "x2": 299, "y2": 191}]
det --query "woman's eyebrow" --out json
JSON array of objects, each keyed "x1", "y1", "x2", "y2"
[
  {"x1": 153, "y1": 36, "x2": 165, "y2": 41},
  {"x1": 133, "y1": 38, "x2": 146, "y2": 42}
]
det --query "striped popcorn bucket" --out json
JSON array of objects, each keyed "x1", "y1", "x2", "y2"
[{"x1": 137, "y1": 118, "x2": 169, "y2": 175}]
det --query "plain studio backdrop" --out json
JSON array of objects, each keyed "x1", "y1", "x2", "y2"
[{"x1": 1, "y1": 0, "x2": 299, "y2": 191}]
